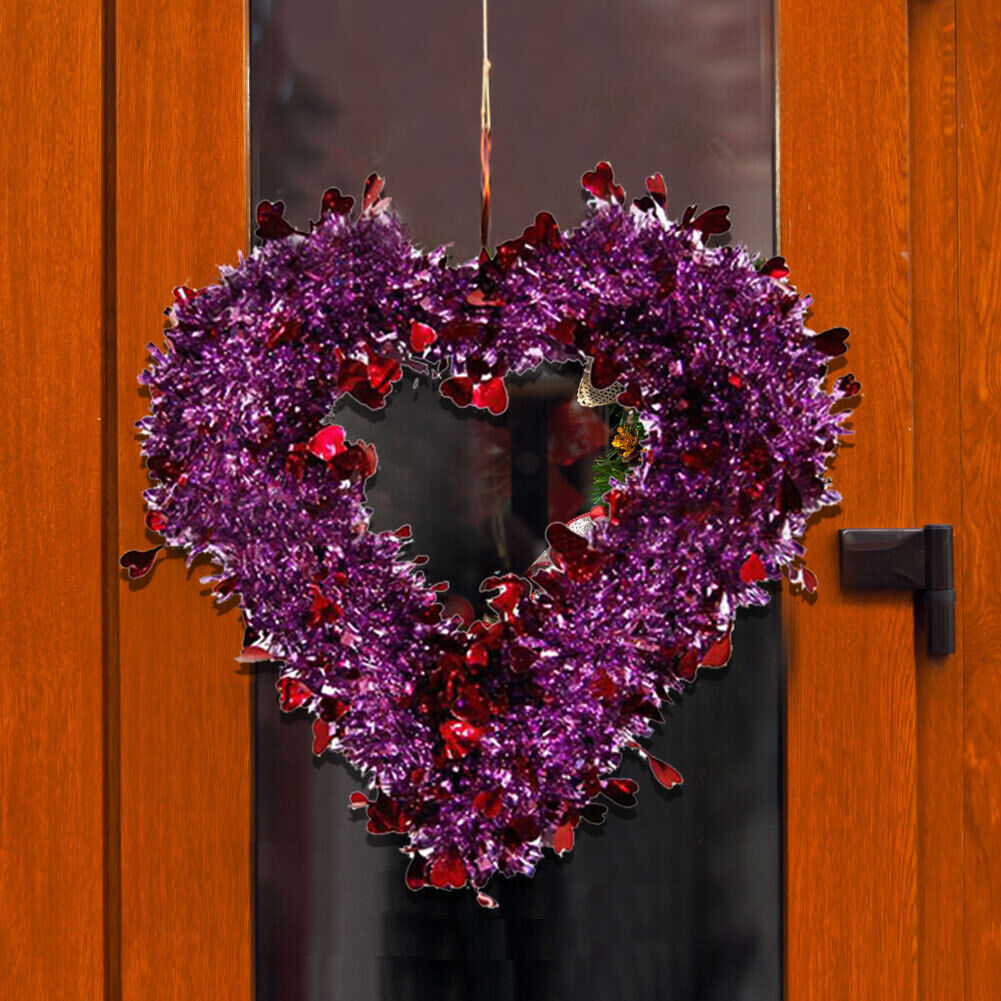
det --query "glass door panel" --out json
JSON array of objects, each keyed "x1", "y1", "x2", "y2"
[{"x1": 251, "y1": 3, "x2": 780, "y2": 998}]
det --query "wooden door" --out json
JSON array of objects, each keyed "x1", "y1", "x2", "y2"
[{"x1": 2, "y1": 1, "x2": 999, "y2": 999}]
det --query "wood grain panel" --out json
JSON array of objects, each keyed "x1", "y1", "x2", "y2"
[
  {"x1": 957, "y1": 3, "x2": 1001, "y2": 998},
  {"x1": 114, "y1": 2, "x2": 252, "y2": 999},
  {"x1": 778, "y1": 3, "x2": 918, "y2": 1000},
  {"x1": 0, "y1": 1, "x2": 108, "y2": 998},
  {"x1": 909, "y1": 4, "x2": 965, "y2": 1001}
]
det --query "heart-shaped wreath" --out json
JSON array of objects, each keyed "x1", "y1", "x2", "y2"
[{"x1": 127, "y1": 164, "x2": 856, "y2": 906}]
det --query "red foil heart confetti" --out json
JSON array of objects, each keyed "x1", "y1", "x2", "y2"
[{"x1": 129, "y1": 165, "x2": 856, "y2": 902}]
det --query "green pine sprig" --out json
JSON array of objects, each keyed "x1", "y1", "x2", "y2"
[{"x1": 590, "y1": 405, "x2": 647, "y2": 505}]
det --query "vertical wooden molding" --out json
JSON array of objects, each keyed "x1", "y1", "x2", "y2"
[
  {"x1": 779, "y1": 2, "x2": 918, "y2": 1000},
  {"x1": 115, "y1": 2, "x2": 252, "y2": 999},
  {"x1": 957, "y1": 3, "x2": 1001, "y2": 999},
  {"x1": 0, "y1": 1, "x2": 108, "y2": 997},
  {"x1": 909, "y1": 4, "x2": 965, "y2": 1001},
  {"x1": 103, "y1": 0, "x2": 123, "y2": 996}
]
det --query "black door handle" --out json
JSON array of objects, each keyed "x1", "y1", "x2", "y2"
[{"x1": 838, "y1": 524, "x2": 955, "y2": 656}]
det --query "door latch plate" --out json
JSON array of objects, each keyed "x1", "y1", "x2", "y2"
[{"x1": 839, "y1": 524, "x2": 955, "y2": 655}]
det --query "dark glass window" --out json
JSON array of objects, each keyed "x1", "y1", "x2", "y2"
[{"x1": 252, "y1": 4, "x2": 781, "y2": 999}]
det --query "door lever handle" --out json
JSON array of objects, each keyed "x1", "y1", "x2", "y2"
[{"x1": 838, "y1": 524, "x2": 955, "y2": 656}]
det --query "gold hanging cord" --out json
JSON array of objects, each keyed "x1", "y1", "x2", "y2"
[{"x1": 480, "y1": 0, "x2": 492, "y2": 251}]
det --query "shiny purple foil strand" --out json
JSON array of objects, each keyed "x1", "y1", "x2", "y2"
[{"x1": 137, "y1": 181, "x2": 853, "y2": 894}]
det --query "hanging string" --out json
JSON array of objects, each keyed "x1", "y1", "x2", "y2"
[{"x1": 480, "y1": 0, "x2": 492, "y2": 251}]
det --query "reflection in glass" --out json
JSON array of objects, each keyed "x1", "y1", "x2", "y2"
[{"x1": 252, "y1": 3, "x2": 780, "y2": 999}]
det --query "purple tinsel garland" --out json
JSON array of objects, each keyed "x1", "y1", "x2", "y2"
[{"x1": 132, "y1": 165, "x2": 856, "y2": 903}]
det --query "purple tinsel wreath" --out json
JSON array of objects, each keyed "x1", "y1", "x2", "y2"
[{"x1": 128, "y1": 164, "x2": 857, "y2": 906}]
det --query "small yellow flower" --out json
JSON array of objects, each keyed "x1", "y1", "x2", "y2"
[{"x1": 612, "y1": 425, "x2": 644, "y2": 463}]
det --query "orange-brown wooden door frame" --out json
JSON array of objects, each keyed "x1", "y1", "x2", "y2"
[
  {"x1": 3, "y1": 2, "x2": 1000, "y2": 999},
  {"x1": 113, "y1": 1, "x2": 252, "y2": 999},
  {"x1": 778, "y1": 3, "x2": 920, "y2": 1001},
  {"x1": 0, "y1": 1, "x2": 107, "y2": 997},
  {"x1": 910, "y1": 4, "x2": 965, "y2": 1001},
  {"x1": 781, "y1": 3, "x2": 1000, "y2": 1001},
  {"x1": 956, "y1": 3, "x2": 1001, "y2": 998}
]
